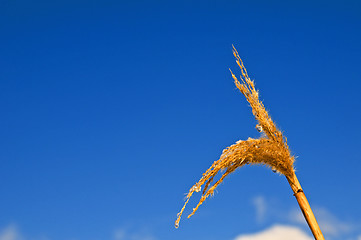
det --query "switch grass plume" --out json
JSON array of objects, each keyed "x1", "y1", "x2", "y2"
[{"x1": 175, "y1": 46, "x2": 325, "y2": 240}]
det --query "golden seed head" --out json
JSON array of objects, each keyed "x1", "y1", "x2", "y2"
[{"x1": 175, "y1": 46, "x2": 295, "y2": 228}]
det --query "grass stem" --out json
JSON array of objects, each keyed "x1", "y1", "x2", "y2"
[{"x1": 287, "y1": 173, "x2": 325, "y2": 240}]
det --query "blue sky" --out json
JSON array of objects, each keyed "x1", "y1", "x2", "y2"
[{"x1": 1, "y1": 1, "x2": 361, "y2": 240}]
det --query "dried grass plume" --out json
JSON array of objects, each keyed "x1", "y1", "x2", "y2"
[{"x1": 175, "y1": 46, "x2": 297, "y2": 228}]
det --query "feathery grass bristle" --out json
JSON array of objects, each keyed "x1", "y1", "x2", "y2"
[{"x1": 175, "y1": 46, "x2": 296, "y2": 228}]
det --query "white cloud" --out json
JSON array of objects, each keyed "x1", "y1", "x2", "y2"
[
  {"x1": 0, "y1": 224, "x2": 156, "y2": 240},
  {"x1": 314, "y1": 207, "x2": 353, "y2": 237},
  {"x1": 289, "y1": 206, "x2": 355, "y2": 238},
  {"x1": 252, "y1": 196, "x2": 267, "y2": 223},
  {"x1": 114, "y1": 228, "x2": 126, "y2": 240},
  {"x1": 113, "y1": 228, "x2": 156, "y2": 240},
  {"x1": 234, "y1": 224, "x2": 313, "y2": 240},
  {"x1": 248, "y1": 195, "x2": 361, "y2": 239},
  {"x1": 0, "y1": 225, "x2": 22, "y2": 240},
  {"x1": 288, "y1": 208, "x2": 307, "y2": 225}
]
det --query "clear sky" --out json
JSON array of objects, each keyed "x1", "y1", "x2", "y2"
[{"x1": 1, "y1": 1, "x2": 361, "y2": 240}]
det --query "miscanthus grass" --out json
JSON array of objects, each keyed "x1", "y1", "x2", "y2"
[{"x1": 175, "y1": 46, "x2": 325, "y2": 240}]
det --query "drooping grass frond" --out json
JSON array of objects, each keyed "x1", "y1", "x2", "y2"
[{"x1": 175, "y1": 46, "x2": 296, "y2": 228}]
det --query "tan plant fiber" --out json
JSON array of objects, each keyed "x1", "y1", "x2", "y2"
[
  {"x1": 175, "y1": 46, "x2": 325, "y2": 240},
  {"x1": 175, "y1": 46, "x2": 295, "y2": 228}
]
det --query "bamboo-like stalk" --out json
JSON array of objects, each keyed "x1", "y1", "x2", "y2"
[
  {"x1": 286, "y1": 173, "x2": 325, "y2": 240},
  {"x1": 175, "y1": 46, "x2": 325, "y2": 240}
]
